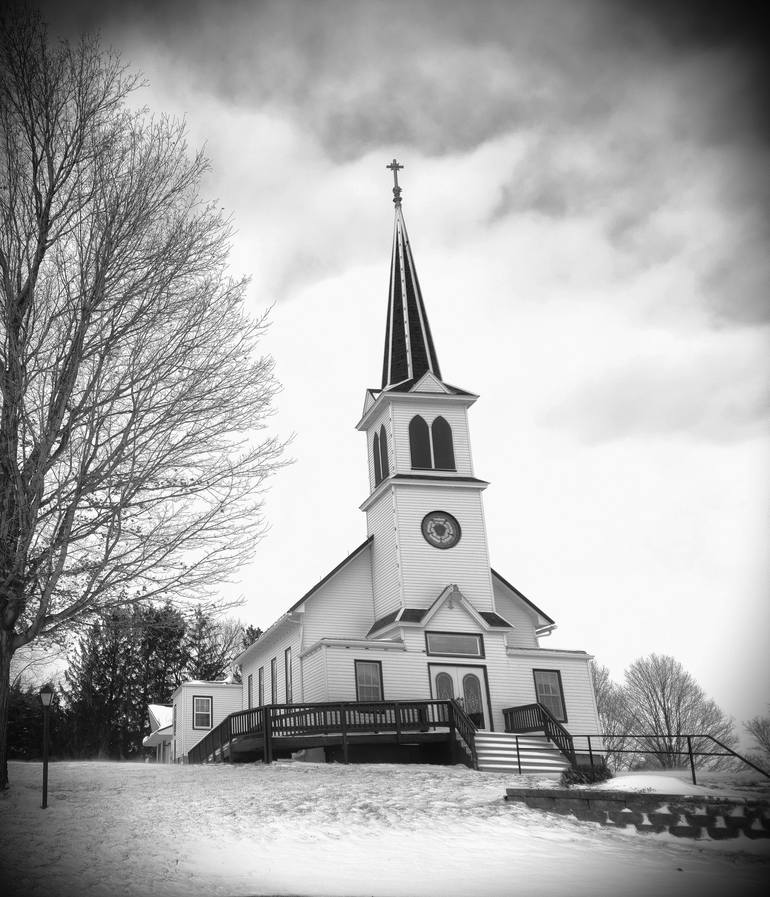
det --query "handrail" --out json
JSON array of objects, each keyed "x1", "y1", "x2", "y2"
[
  {"x1": 569, "y1": 732, "x2": 770, "y2": 785},
  {"x1": 502, "y1": 702, "x2": 576, "y2": 767},
  {"x1": 449, "y1": 698, "x2": 478, "y2": 769}
]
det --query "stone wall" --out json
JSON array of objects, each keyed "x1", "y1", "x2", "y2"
[{"x1": 504, "y1": 787, "x2": 770, "y2": 840}]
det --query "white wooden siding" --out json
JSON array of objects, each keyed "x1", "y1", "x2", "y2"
[
  {"x1": 240, "y1": 625, "x2": 302, "y2": 705},
  {"x1": 301, "y1": 548, "x2": 375, "y2": 646},
  {"x1": 491, "y1": 578, "x2": 539, "y2": 648},
  {"x1": 395, "y1": 486, "x2": 495, "y2": 611},
  {"x1": 173, "y1": 682, "x2": 242, "y2": 761},
  {"x1": 390, "y1": 401, "x2": 474, "y2": 476},
  {"x1": 300, "y1": 646, "x2": 328, "y2": 703},
  {"x1": 366, "y1": 488, "x2": 402, "y2": 619},
  {"x1": 324, "y1": 645, "x2": 432, "y2": 702},
  {"x1": 504, "y1": 650, "x2": 600, "y2": 735}
]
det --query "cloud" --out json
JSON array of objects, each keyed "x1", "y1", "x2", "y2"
[
  {"x1": 38, "y1": 0, "x2": 770, "y2": 329},
  {"x1": 541, "y1": 338, "x2": 770, "y2": 444}
]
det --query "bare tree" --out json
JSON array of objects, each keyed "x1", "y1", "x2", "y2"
[
  {"x1": 622, "y1": 654, "x2": 736, "y2": 769},
  {"x1": 590, "y1": 661, "x2": 633, "y2": 770},
  {"x1": 0, "y1": 10, "x2": 286, "y2": 787},
  {"x1": 744, "y1": 711, "x2": 770, "y2": 770}
]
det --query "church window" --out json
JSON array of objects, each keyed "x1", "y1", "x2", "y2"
[
  {"x1": 409, "y1": 415, "x2": 432, "y2": 469},
  {"x1": 354, "y1": 660, "x2": 384, "y2": 702},
  {"x1": 379, "y1": 425, "x2": 390, "y2": 478},
  {"x1": 431, "y1": 416, "x2": 455, "y2": 470},
  {"x1": 425, "y1": 631, "x2": 484, "y2": 658},
  {"x1": 285, "y1": 647, "x2": 293, "y2": 703},
  {"x1": 270, "y1": 657, "x2": 277, "y2": 704},
  {"x1": 373, "y1": 433, "x2": 382, "y2": 485},
  {"x1": 258, "y1": 667, "x2": 264, "y2": 706},
  {"x1": 533, "y1": 669, "x2": 567, "y2": 722},
  {"x1": 435, "y1": 672, "x2": 454, "y2": 700},
  {"x1": 192, "y1": 695, "x2": 212, "y2": 729}
]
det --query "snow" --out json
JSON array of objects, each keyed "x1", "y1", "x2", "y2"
[
  {"x1": 594, "y1": 770, "x2": 770, "y2": 798},
  {"x1": 0, "y1": 760, "x2": 767, "y2": 897}
]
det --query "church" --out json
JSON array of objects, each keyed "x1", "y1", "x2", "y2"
[{"x1": 169, "y1": 163, "x2": 601, "y2": 773}]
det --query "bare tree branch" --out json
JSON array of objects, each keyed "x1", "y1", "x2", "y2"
[{"x1": 0, "y1": 8, "x2": 287, "y2": 788}]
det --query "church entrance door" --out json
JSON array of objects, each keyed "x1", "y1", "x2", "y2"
[{"x1": 429, "y1": 664, "x2": 491, "y2": 730}]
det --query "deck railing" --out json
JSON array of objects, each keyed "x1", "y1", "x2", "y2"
[
  {"x1": 502, "y1": 702, "x2": 577, "y2": 767},
  {"x1": 187, "y1": 699, "x2": 456, "y2": 765}
]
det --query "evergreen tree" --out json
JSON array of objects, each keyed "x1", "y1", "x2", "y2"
[{"x1": 184, "y1": 608, "x2": 243, "y2": 681}]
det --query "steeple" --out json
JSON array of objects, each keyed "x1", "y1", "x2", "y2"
[{"x1": 381, "y1": 160, "x2": 442, "y2": 390}]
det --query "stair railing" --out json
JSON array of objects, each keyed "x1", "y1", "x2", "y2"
[
  {"x1": 503, "y1": 702, "x2": 576, "y2": 768},
  {"x1": 449, "y1": 698, "x2": 478, "y2": 770}
]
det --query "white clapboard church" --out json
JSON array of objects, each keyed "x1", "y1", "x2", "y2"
[{"x1": 170, "y1": 163, "x2": 601, "y2": 773}]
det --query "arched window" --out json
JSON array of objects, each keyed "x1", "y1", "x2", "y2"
[
  {"x1": 373, "y1": 433, "x2": 382, "y2": 485},
  {"x1": 431, "y1": 416, "x2": 455, "y2": 470},
  {"x1": 409, "y1": 415, "x2": 431, "y2": 469},
  {"x1": 435, "y1": 672, "x2": 454, "y2": 700},
  {"x1": 379, "y1": 425, "x2": 390, "y2": 479}
]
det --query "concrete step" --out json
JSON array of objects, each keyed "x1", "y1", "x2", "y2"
[{"x1": 474, "y1": 731, "x2": 570, "y2": 774}]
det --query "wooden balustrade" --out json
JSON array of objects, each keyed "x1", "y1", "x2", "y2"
[
  {"x1": 502, "y1": 702, "x2": 576, "y2": 767},
  {"x1": 187, "y1": 699, "x2": 459, "y2": 765}
]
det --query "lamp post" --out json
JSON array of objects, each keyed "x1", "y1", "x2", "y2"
[{"x1": 39, "y1": 685, "x2": 54, "y2": 809}]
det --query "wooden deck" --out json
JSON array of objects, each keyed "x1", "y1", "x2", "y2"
[{"x1": 187, "y1": 699, "x2": 479, "y2": 767}]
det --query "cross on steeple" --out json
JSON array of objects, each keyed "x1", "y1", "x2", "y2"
[{"x1": 386, "y1": 158, "x2": 404, "y2": 205}]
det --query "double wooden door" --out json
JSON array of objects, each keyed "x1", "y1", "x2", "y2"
[{"x1": 430, "y1": 664, "x2": 490, "y2": 730}]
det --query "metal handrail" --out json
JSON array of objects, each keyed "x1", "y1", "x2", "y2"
[{"x1": 569, "y1": 732, "x2": 770, "y2": 785}]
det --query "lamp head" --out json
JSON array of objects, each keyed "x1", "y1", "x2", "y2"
[{"x1": 39, "y1": 685, "x2": 55, "y2": 708}]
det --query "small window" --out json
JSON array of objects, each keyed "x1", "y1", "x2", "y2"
[
  {"x1": 247, "y1": 674, "x2": 253, "y2": 709},
  {"x1": 192, "y1": 696, "x2": 212, "y2": 729},
  {"x1": 355, "y1": 660, "x2": 383, "y2": 702},
  {"x1": 258, "y1": 667, "x2": 264, "y2": 706},
  {"x1": 409, "y1": 415, "x2": 432, "y2": 469},
  {"x1": 425, "y1": 631, "x2": 484, "y2": 658},
  {"x1": 172, "y1": 704, "x2": 177, "y2": 736},
  {"x1": 432, "y1": 416, "x2": 455, "y2": 470},
  {"x1": 379, "y1": 425, "x2": 390, "y2": 478},
  {"x1": 533, "y1": 669, "x2": 567, "y2": 722},
  {"x1": 285, "y1": 647, "x2": 293, "y2": 704},
  {"x1": 373, "y1": 433, "x2": 382, "y2": 485},
  {"x1": 271, "y1": 657, "x2": 277, "y2": 704}
]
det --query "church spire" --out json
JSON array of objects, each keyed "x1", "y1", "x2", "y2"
[{"x1": 381, "y1": 160, "x2": 442, "y2": 390}]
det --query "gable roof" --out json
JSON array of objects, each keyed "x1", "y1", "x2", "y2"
[
  {"x1": 367, "y1": 584, "x2": 515, "y2": 637},
  {"x1": 147, "y1": 704, "x2": 173, "y2": 732},
  {"x1": 286, "y1": 535, "x2": 373, "y2": 615},
  {"x1": 235, "y1": 536, "x2": 374, "y2": 666},
  {"x1": 491, "y1": 569, "x2": 555, "y2": 629}
]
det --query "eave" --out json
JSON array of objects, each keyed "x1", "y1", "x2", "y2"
[{"x1": 356, "y1": 388, "x2": 478, "y2": 432}]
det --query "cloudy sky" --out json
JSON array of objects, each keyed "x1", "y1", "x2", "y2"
[{"x1": 39, "y1": 1, "x2": 769, "y2": 727}]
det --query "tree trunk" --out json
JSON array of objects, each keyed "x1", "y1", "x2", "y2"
[{"x1": 0, "y1": 629, "x2": 15, "y2": 789}]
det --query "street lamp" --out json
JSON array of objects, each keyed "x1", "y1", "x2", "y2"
[{"x1": 39, "y1": 684, "x2": 55, "y2": 809}]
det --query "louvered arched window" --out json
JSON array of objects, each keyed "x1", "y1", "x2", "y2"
[
  {"x1": 431, "y1": 416, "x2": 455, "y2": 470},
  {"x1": 379, "y1": 425, "x2": 390, "y2": 479},
  {"x1": 373, "y1": 432, "x2": 382, "y2": 485},
  {"x1": 409, "y1": 415, "x2": 432, "y2": 469}
]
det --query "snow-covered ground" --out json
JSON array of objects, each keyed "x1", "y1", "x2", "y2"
[{"x1": 1, "y1": 760, "x2": 767, "y2": 897}]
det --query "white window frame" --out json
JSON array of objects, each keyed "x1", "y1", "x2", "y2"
[{"x1": 192, "y1": 695, "x2": 213, "y2": 730}]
